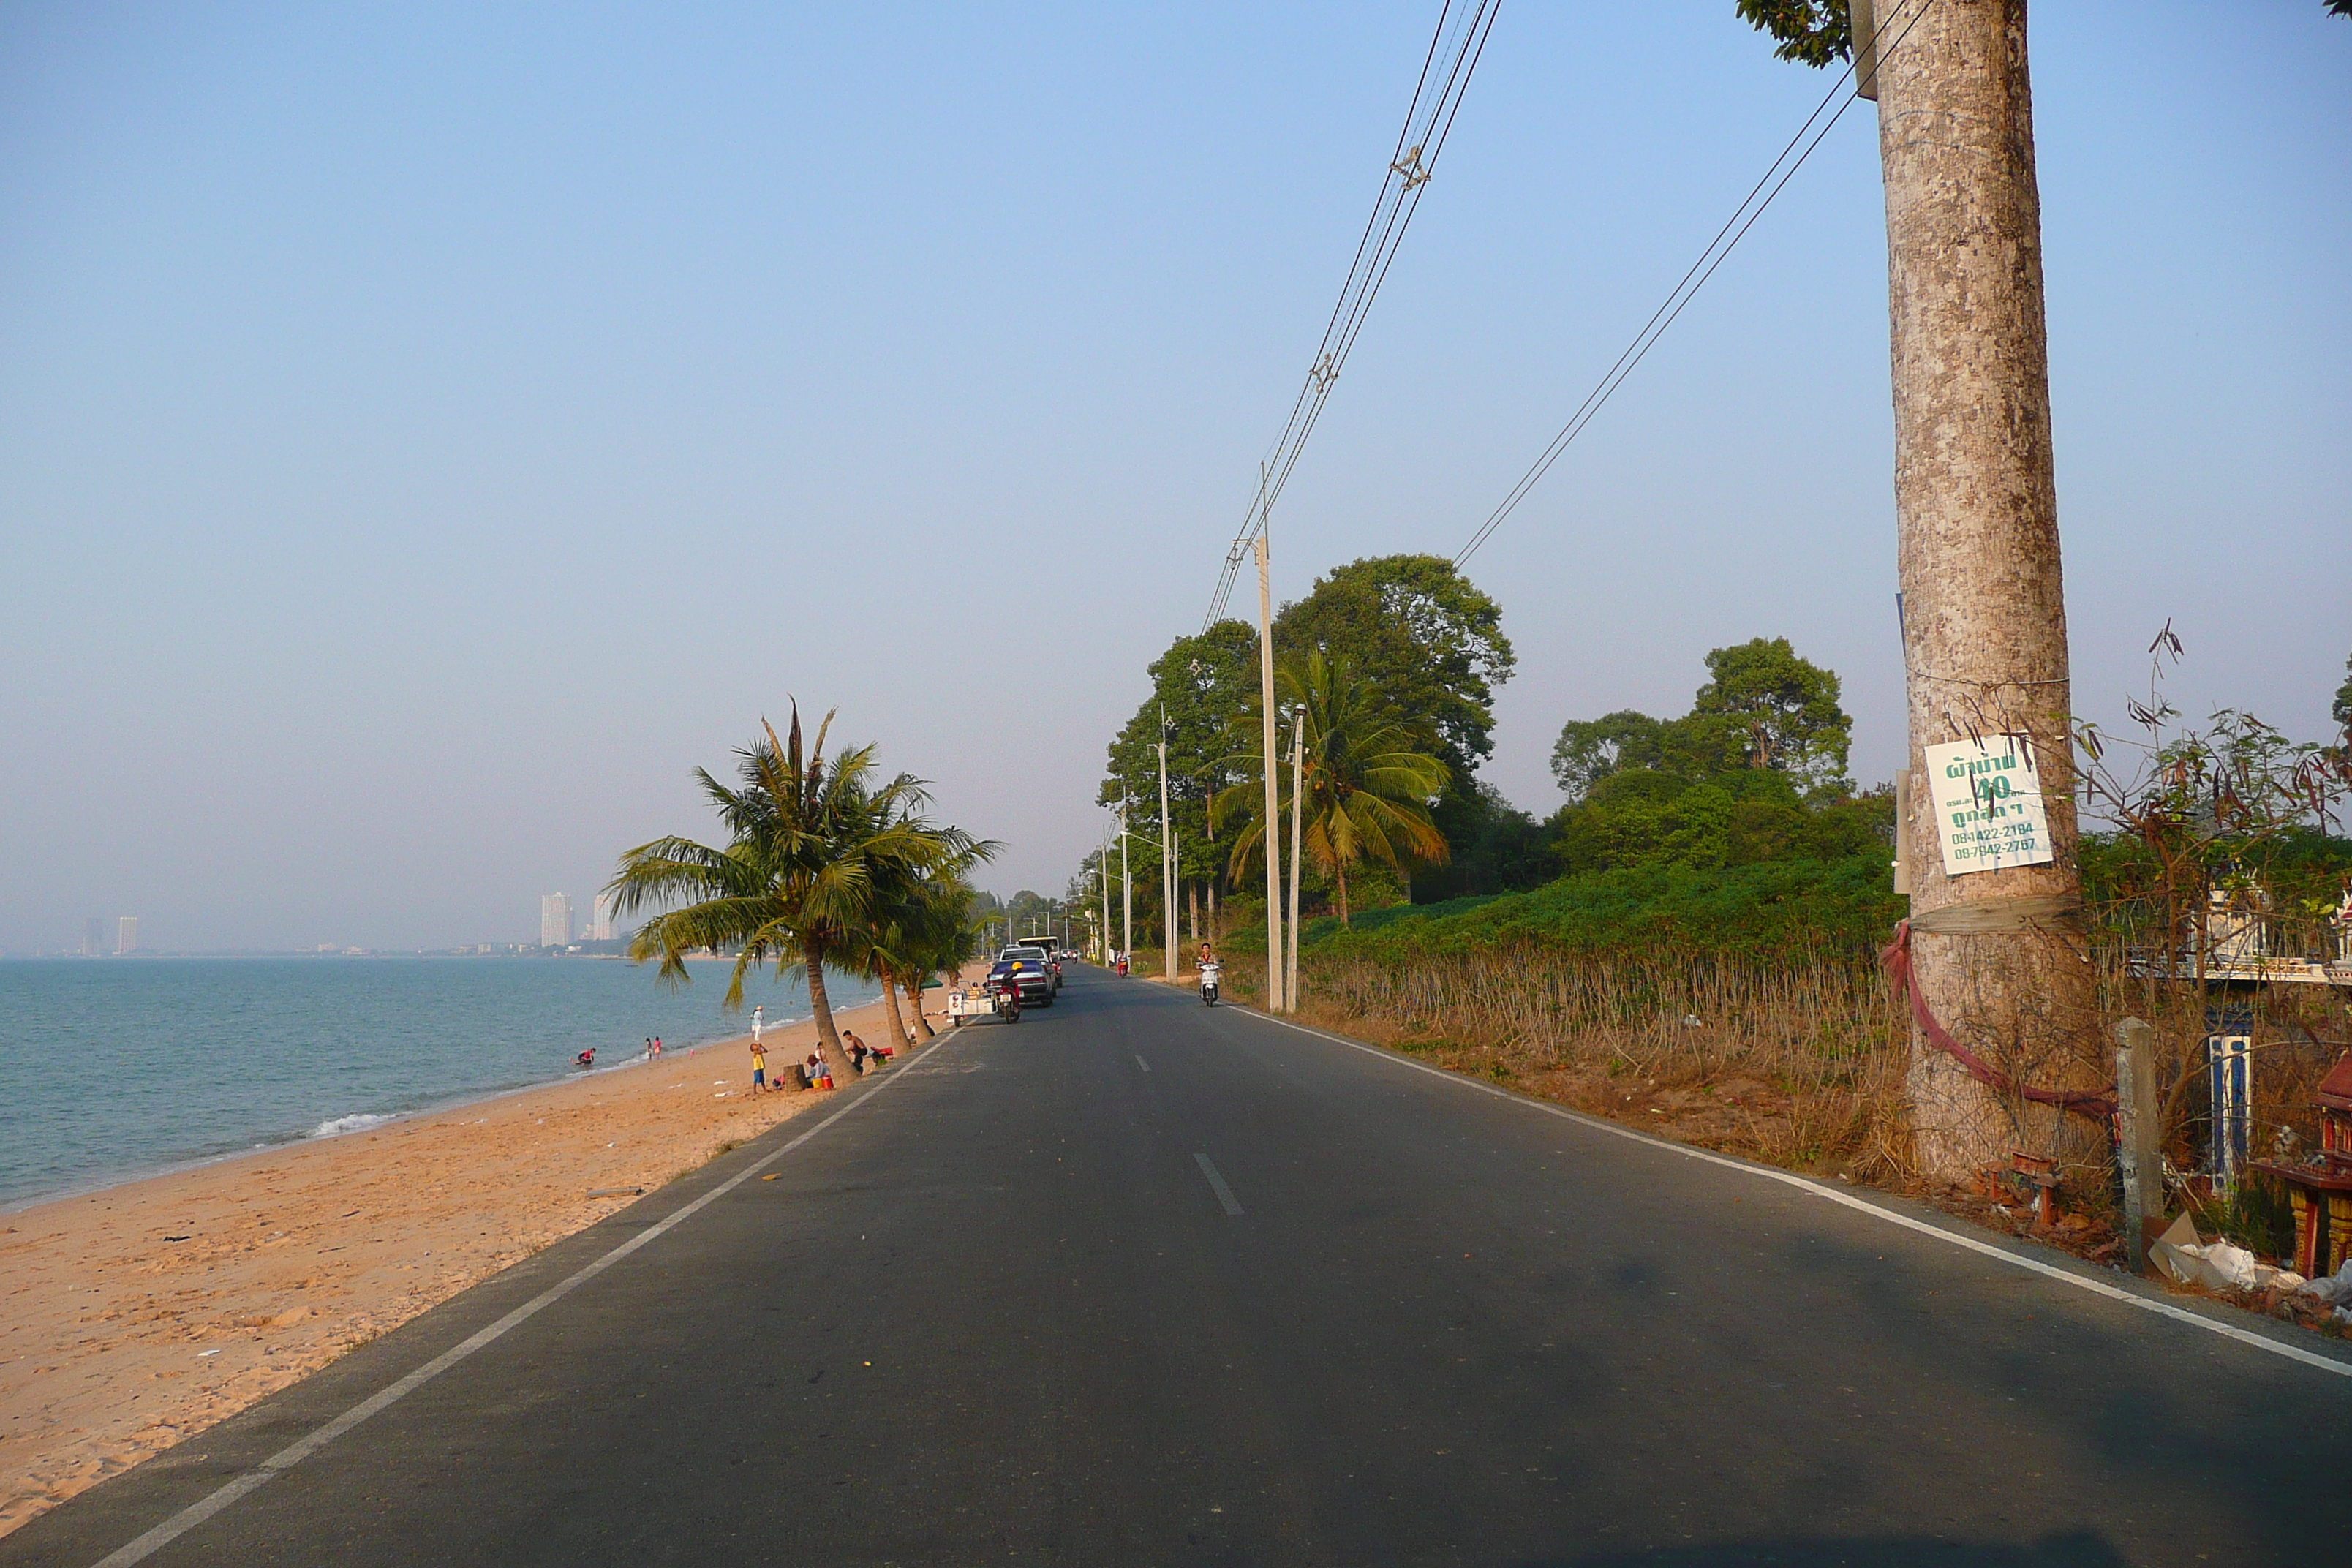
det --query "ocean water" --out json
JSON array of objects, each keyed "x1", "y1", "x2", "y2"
[{"x1": 0, "y1": 957, "x2": 881, "y2": 1211}]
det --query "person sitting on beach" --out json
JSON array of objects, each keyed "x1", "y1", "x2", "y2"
[
  {"x1": 750, "y1": 1039, "x2": 769, "y2": 1093},
  {"x1": 806, "y1": 1052, "x2": 831, "y2": 1090}
]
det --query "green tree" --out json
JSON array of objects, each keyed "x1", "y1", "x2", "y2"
[
  {"x1": 1690, "y1": 636, "x2": 1852, "y2": 793},
  {"x1": 1273, "y1": 554, "x2": 1513, "y2": 778},
  {"x1": 1100, "y1": 620, "x2": 1260, "y2": 934},
  {"x1": 1550, "y1": 638, "x2": 1850, "y2": 799},
  {"x1": 2333, "y1": 649, "x2": 2351, "y2": 739},
  {"x1": 1551, "y1": 710, "x2": 1669, "y2": 802},
  {"x1": 1214, "y1": 650, "x2": 1450, "y2": 924},
  {"x1": 606, "y1": 706, "x2": 991, "y2": 1082}
]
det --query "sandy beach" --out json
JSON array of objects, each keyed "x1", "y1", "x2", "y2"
[{"x1": 0, "y1": 986, "x2": 957, "y2": 1538}]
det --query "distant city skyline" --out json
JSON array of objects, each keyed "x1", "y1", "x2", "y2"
[
  {"x1": 540, "y1": 894, "x2": 573, "y2": 949},
  {"x1": 114, "y1": 916, "x2": 137, "y2": 955}
]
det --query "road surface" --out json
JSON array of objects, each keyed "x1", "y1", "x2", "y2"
[{"x1": 11, "y1": 964, "x2": 2348, "y2": 1567}]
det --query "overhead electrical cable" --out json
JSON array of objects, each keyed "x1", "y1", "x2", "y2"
[
  {"x1": 1202, "y1": 0, "x2": 1501, "y2": 632},
  {"x1": 1452, "y1": 0, "x2": 1934, "y2": 568}
]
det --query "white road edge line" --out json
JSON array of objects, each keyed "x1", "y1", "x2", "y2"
[
  {"x1": 86, "y1": 1032, "x2": 957, "y2": 1568},
  {"x1": 1194, "y1": 1152, "x2": 1245, "y2": 1215},
  {"x1": 1135, "y1": 1055, "x2": 1151, "y2": 1072},
  {"x1": 1243, "y1": 1007, "x2": 2352, "y2": 1383}
]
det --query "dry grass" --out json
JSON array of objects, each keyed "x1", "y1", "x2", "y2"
[
  {"x1": 1217, "y1": 938, "x2": 2349, "y2": 1255},
  {"x1": 1229, "y1": 947, "x2": 1916, "y2": 1181}
]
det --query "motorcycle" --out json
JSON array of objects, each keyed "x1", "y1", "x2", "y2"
[
  {"x1": 993, "y1": 985, "x2": 1022, "y2": 1023},
  {"x1": 1199, "y1": 961, "x2": 1221, "y2": 1006}
]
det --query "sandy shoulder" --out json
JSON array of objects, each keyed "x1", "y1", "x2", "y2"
[{"x1": 0, "y1": 988, "x2": 950, "y2": 1538}]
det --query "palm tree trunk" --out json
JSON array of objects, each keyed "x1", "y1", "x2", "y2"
[
  {"x1": 904, "y1": 976, "x2": 935, "y2": 1039},
  {"x1": 877, "y1": 965, "x2": 913, "y2": 1052},
  {"x1": 1335, "y1": 862, "x2": 1351, "y2": 927},
  {"x1": 804, "y1": 946, "x2": 857, "y2": 1082},
  {"x1": 1880, "y1": 0, "x2": 2100, "y2": 1180}
]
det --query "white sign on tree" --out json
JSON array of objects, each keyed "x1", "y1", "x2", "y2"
[{"x1": 1924, "y1": 735, "x2": 2055, "y2": 876}]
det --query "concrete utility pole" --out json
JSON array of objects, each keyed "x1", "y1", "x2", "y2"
[
  {"x1": 1286, "y1": 709, "x2": 1304, "y2": 1011},
  {"x1": 1120, "y1": 804, "x2": 1132, "y2": 967},
  {"x1": 1876, "y1": 0, "x2": 2099, "y2": 1177},
  {"x1": 1254, "y1": 535, "x2": 1284, "y2": 1011},
  {"x1": 1159, "y1": 708, "x2": 1176, "y2": 981},
  {"x1": 1101, "y1": 825, "x2": 1112, "y2": 963}
]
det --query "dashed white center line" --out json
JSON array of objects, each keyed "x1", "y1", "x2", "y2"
[
  {"x1": 1134, "y1": 1055, "x2": 1151, "y2": 1072},
  {"x1": 1194, "y1": 1153, "x2": 1243, "y2": 1216}
]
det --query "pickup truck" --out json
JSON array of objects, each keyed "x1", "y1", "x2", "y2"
[{"x1": 985, "y1": 946, "x2": 1056, "y2": 1007}]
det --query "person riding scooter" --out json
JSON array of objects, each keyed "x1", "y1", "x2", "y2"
[{"x1": 1197, "y1": 943, "x2": 1221, "y2": 1007}]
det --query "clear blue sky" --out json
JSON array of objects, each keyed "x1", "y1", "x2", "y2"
[{"x1": 3, "y1": 2, "x2": 2345, "y2": 951}]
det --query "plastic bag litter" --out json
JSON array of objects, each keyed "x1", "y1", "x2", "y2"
[
  {"x1": 2157, "y1": 1238, "x2": 2260, "y2": 1292},
  {"x1": 2297, "y1": 1259, "x2": 2352, "y2": 1304}
]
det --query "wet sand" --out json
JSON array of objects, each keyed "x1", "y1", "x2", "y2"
[{"x1": 0, "y1": 989, "x2": 951, "y2": 1537}]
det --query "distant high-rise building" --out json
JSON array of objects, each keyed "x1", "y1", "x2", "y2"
[
  {"x1": 116, "y1": 916, "x2": 140, "y2": 955},
  {"x1": 589, "y1": 893, "x2": 618, "y2": 943},
  {"x1": 83, "y1": 917, "x2": 105, "y2": 957},
  {"x1": 540, "y1": 893, "x2": 573, "y2": 948}
]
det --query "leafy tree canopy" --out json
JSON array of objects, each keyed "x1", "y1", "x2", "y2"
[
  {"x1": 1735, "y1": 0, "x2": 1850, "y2": 67},
  {"x1": 1550, "y1": 638, "x2": 1851, "y2": 800},
  {"x1": 1554, "y1": 768, "x2": 1888, "y2": 878},
  {"x1": 2334, "y1": 648, "x2": 2352, "y2": 736},
  {"x1": 1692, "y1": 636, "x2": 1853, "y2": 791},
  {"x1": 1273, "y1": 554, "x2": 1514, "y2": 777},
  {"x1": 1098, "y1": 620, "x2": 1260, "y2": 891}
]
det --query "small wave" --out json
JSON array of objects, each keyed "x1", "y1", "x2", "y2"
[{"x1": 309, "y1": 1112, "x2": 397, "y2": 1139}]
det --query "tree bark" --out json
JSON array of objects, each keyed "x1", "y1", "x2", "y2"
[
  {"x1": 804, "y1": 946, "x2": 857, "y2": 1082},
  {"x1": 904, "y1": 976, "x2": 934, "y2": 1039},
  {"x1": 1880, "y1": 0, "x2": 2100, "y2": 1180},
  {"x1": 1335, "y1": 862, "x2": 1351, "y2": 927},
  {"x1": 877, "y1": 965, "x2": 913, "y2": 1052}
]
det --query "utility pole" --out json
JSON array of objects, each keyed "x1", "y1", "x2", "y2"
[
  {"x1": 1874, "y1": 0, "x2": 2098, "y2": 1178},
  {"x1": 1159, "y1": 706, "x2": 1176, "y2": 981},
  {"x1": 1254, "y1": 534, "x2": 1283, "y2": 1011},
  {"x1": 1100, "y1": 824, "x2": 1112, "y2": 964},
  {"x1": 1120, "y1": 802, "x2": 1132, "y2": 968},
  {"x1": 1286, "y1": 708, "x2": 1304, "y2": 1011}
]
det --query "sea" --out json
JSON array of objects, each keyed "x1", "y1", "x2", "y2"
[{"x1": 0, "y1": 956, "x2": 880, "y2": 1212}]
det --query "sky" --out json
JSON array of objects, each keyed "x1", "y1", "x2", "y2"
[{"x1": 1, "y1": 1, "x2": 2345, "y2": 952}]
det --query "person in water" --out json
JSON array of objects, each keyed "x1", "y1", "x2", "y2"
[{"x1": 576, "y1": 1047, "x2": 596, "y2": 1068}]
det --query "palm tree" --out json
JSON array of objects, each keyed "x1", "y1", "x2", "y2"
[
  {"x1": 896, "y1": 874, "x2": 987, "y2": 1039},
  {"x1": 605, "y1": 704, "x2": 990, "y2": 1082},
  {"x1": 1213, "y1": 650, "x2": 1450, "y2": 925}
]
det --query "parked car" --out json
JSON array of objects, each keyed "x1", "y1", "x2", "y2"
[{"x1": 987, "y1": 947, "x2": 1055, "y2": 1007}]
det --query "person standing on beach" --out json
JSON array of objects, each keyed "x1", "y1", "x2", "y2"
[{"x1": 750, "y1": 1038, "x2": 769, "y2": 1093}]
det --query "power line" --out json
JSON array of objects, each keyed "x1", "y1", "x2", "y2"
[
  {"x1": 1203, "y1": 0, "x2": 1501, "y2": 632},
  {"x1": 1452, "y1": 0, "x2": 1934, "y2": 568}
]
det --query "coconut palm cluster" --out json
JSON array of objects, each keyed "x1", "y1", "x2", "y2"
[{"x1": 604, "y1": 704, "x2": 996, "y2": 1085}]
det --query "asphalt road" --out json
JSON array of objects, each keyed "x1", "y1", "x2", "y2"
[{"x1": 12, "y1": 965, "x2": 2350, "y2": 1567}]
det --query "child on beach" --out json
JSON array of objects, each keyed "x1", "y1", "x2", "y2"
[{"x1": 750, "y1": 1039, "x2": 768, "y2": 1093}]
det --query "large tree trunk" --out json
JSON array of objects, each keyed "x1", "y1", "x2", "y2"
[
  {"x1": 904, "y1": 976, "x2": 935, "y2": 1039},
  {"x1": 877, "y1": 965, "x2": 913, "y2": 1054},
  {"x1": 1880, "y1": 0, "x2": 2100, "y2": 1182},
  {"x1": 804, "y1": 946, "x2": 858, "y2": 1082},
  {"x1": 1335, "y1": 862, "x2": 1351, "y2": 927}
]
